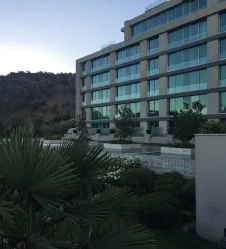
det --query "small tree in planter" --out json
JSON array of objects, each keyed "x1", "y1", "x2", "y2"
[
  {"x1": 172, "y1": 101, "x2": 206, "y2": 144},
  {"x1": 76, "y1": 114, "x2": 87, "y2": 134},
  {"x1": 113, "y1": 105, "x2": 135, "y2": 143}
]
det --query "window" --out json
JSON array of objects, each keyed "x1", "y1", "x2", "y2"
[
  {"x1": 116, "y1": 83, "x2": 140, "y2": 101},
  {"x1": 91, "y1": 89, "x2": 109, "y2": 104},
  {"x1": 149, "y1": 79, "x2": 159, "y2": 96},
  {"x1": 117, "y1": 102, "x2": 140, "y2": 117},
  {"x1": 148, "y1": 100, "x2": 159, "y2": 116},
  {"x1": 81, "y1": 94, "x2": 86, "y2": 105},
  {"x1": 149, "y1": 58, "x2": 159, "y2": 76},
  {"x1": 220, "y1": 13, "x2": 226, "y2": 33},
  {"x1": 149, "y1": 37, "x2": 159, "y2": 54},
  {"x1": 92, "y1": 72, "x2": 110, "y2": 88},
  {"x1": 220, "y1": 92, "x2": 226, "y2": 112},
  {"x1": 220, "y1": 65, "x2": 226, "y2": 86},
  {"x1": 168, "y1": 44, "x2": 207, "y2": 71},
  {"x1": 81, "y1": 79, "x2": 86, "y2": 89},
  {"x1": 132, "y1": 0, "x2": 207, "y2": 36},
  {"x1": 117, "y1": 45, "x2": 140, "y2": 64},
  {"x1": 117, "y1": 64, "x2": 140, "y2": 83},
  {"x1": 168, "y1": 20, "x2": 207, "y2": 48},
  {"x1": 92, "y1": 55, "x2": 109, "y2": 72},
  {"x1": 168, "y1": 69, "x2": 207, "y2": 93},
  {"x1": 220, "y1": 38, "x2": 226, "y2": 59},
  {"x1": 92, "y1": 106, "x2": 110, "y2": 120},
  {"x1": 81, "y1": 63, "x2": 86, "y2": 74},
  {"x1": 91, "y1": 123, "x2": 110, "y2": 134},
  {"x1": 169, "y1": 94, "x2": 208, "y2": 115}
]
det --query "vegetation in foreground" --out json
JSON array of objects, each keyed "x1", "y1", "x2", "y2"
[{"x1": 0, "y1": 125, "x2": 218, "y2": 249}]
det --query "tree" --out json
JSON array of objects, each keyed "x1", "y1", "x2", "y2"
[
  {"x1": 76, "y1": 114, "x2": 87, "y2": 133},
  {"x1": 200, "y1": 120, "x2": 226, "y2": 134},
  {"x1": 113, "y1": 105, "x2": 135, "y2": 142},
  {"x1": 172, "y1": 101, "x2": 206, "y2": 143},
  {"x1": 0, "y1": 125, "x2": 155, "y2": 249}
]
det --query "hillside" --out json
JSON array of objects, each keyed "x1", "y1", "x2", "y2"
[{"x1": 0, "y1": 71, "x2": 75, "y2": 127}]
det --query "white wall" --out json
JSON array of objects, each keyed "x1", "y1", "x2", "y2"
[{"x1": 196, "y1": 134, "x2": 226, "y2": 242}]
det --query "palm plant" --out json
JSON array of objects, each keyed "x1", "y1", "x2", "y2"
[{"x1": 0, "y1": 125, "x2": 155, "y2": 249}]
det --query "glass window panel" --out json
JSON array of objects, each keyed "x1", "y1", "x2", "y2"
[
  {"x1": 220, "y1": 39, "x2": 226, "y2": 59},
  {"x1": 220, "y1": 13, "x2": 226, "y2": 33},
  {"x1": 221, "y1": 92, "x2": 226, "y2": 112}
]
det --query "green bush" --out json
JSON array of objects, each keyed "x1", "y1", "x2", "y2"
[
  {"x1": 154, "y1": 172, "x2": 184, "y2": 198},
  {"x1": 200, "y1": 120, "x2": 226, "y2": 134},
  {"x1": 137, "y1": 192, "x2": 182, "y2": 228},
  {"x1": 179, "y1": 179, "x2": 196, "y2": 211},
  {"x1": 119, "y1": 168, "x2": 156, "y2": 194}
]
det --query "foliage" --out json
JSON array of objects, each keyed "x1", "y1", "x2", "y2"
[
  {"x1": 172, "y1": 101, "x2": 206, "y2": 143},
  {"x1": 200, "y1": 120, "x2": 226, "y2": 134},
  {"x1": 154, "y1": 172, "x2": 184, "y2": 198},
  {"x1": 0, "y1": 125, "x2": 155, "y2": 249},
  {"x1": 119, "y1": 168, "x2": 156, "y2": 195},
  {"x1": 76, "y1": 114, "x2": 87, "y2": 133},
  {"x1": 180, "y1": 179, "x2": 196, "y2": 211},
  {"x1": 0, "y1": 71, "x2": 75, "y2": 126},
  {"x1": 137, "y1": 192, "x2": 182, "y2": 229},
  {"x1": 113, "y1": 105, "x2": 135, "y2": 142}
]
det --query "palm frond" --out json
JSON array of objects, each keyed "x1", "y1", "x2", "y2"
[
  {"x1": 0, "y1": 126, "x2": 79, "y2": 211},
  {"x1": 0, "y1": 200, "x2": 21, "y2": 227}
]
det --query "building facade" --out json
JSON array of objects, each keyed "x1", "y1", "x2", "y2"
[{"x1": 76, "y1": 0, "x2": 226, "y2": 136}]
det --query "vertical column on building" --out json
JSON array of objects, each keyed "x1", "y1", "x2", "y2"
[
  {"x1": 140, "y1": 40, "x2": 149, "y2": 135},
  {"x1": 158, "y1": 32, "x2": 168, "y2": 134},
  {"x1": 84, "y1": 61, "x2": 92, "y2": 130},
  {"x1": 76, "y1": 61, "x2": 82, "y2": 116},
  {"x1": 109, "y1": 51, "x2": 117, "y2": 127},
  {"x1": 159, "y1": 77, "x2": 168, "y2": 135},
  {"x1": 207, "y1": 13, "x2": 220, "y2": 119},
  {"x1": 123, "y1": 21, "x2": 132, "y2": 41}
]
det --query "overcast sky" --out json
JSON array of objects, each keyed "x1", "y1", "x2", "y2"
[{"x1": 0, "y1": 0, "x2": 156, "y2": 75}]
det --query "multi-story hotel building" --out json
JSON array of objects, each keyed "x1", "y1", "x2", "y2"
[{"x1": 76, "y1": 0, "x2": 226, "y2": 137}]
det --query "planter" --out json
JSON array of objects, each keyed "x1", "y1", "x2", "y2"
[
  {"x1": 161, "y1": 146, "x2": 192, "y2": 156},
  {"x1": 103, "y1": 143, "x2": 141, "y2": 152}
]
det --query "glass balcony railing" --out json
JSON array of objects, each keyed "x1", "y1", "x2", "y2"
[
  {"x1": 168, "y1": 83, "x2": 207, "y2": 94},
  {"x1": 220, "y1": 52, "x2": 226, "y2": 60},
  {"x1": 148, "y1": 90, "x2": 159, "y2": 96},
  {"x1": 148, "y1": 69, "x2": 159, "y2": 76},
  {"x1": 115, "y1": 93, "x2": 140, "y2": 101},
  {"x1": 169, "y1": 32, "x2": 207, "y2": 49},
  {"x1": 220, "y1": 25, "x2": 226, "y2": 33},
  {"x1": 168, "y1": 58, "x2": 207, "y2": 71},
  {"x1": 82, "y1": 71, "x2": 86, "y2": 76},
  {"x1": 116, "y1": 54, "x2": 140, "y2": 65},
  {"x1": 149, "y1": 48, "x2": 159, "y2": 55},
  {"x1": 91, "y1": 80, "x2": 110, "y2": 88},
  {"x1": 220, "y1": 79, "x2": 226, "y2": 87},
  {"x1": 82, "y1": 85, "x2": 86, "y2": 90},
  {"x1": 116, "y1": 74, "x2": 140, "y2": 83},
  {"x1": 82, "y1": 101, "x2": 86, "y2": 106},
  {"x1": 91, "y1": 64, "x2": 109, "y2": 72},
  {"x1": 91, "y1": 98, "x2": 110, "y2": 104}
]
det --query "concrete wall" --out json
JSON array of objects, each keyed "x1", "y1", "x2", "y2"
[{"x1": 196, "y1": 134, "x2": 226, "y2": 242}]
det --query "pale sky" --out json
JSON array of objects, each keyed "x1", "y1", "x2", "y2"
[{"x1": 0, "y1": 0, "x2": 156, "y2": 75}]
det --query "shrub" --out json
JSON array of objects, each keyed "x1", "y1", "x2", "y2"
[
  {"x1": 104, "y1": 156, "x2": 142, "y2": 183},
  {"x1": 200, "y1": 120, "x2": 226, "y2": 134},
  {"x1": 119, "y1": 168, "x2": 156, "y2": 195},
  {"x1": 179, "y1": 179, "x2": 196, "y2": 211},
  {"x1": 154, "y1": 172, "x2": 184, "y2": 198},
  {"x1": 137, "y1": 192, "x2": 182, "y2": 228}
]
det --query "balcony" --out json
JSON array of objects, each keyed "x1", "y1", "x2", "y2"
[
  {"x1": 91, "y1": 98, "x2": 110, "y2": 105},
  {"x1": 220, "y1": 79, "x2": 226, "y2": 87},
  {"x1": 148, "y1": 90, "x2": 159, "y2": 96},
  {"x1": 91, "y1": 64, "x2": 109, "y2": 73},
  {"x1": 82, "y1": 101, "x2": 86, "y2": 106},
  {"x1": 82, "y1": 71, "x2": 86, "y2": 76},
  {"x1": 116, "y1": 54, "x2": 140, "y2": 65},
  {"x1": 148, "y1": 69, "x2": 159, "y2": 76},
  {"x1": 168, "y1": 83, "x2": 207, "y2": 94},
  {"x1": 169, "y1": 32, "x2": 207, "y2": 49},
  {"x1": 82, "y1": 85, "x2": 86, "y2": 90},
  {"x1": 115, "y1": 93, "x2": 140, "y2": 101},
  {"x1": 91, "y1": 80, "x2": 110, "y2": 88},
  {"x1": 149, "y1": 48, "x2": 159, "y2": 55},
  {"x1": 168, "y1": 58, "x2": 207, "y2": 71},
  {"x1": 116, "y1": 74, "x2": 140, "y2": 83}
]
